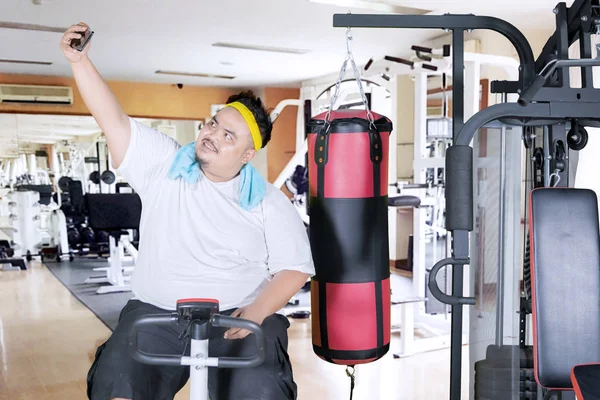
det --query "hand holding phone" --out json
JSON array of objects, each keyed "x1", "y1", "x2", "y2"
[
  {"x1": 70, "y1": 28, "x2": 94, "y2": 52},
  {"x1": 60, "y1": 22, "x2": 93, "y2": 63}
]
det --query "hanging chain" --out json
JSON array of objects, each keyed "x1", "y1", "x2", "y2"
[
  {"x1": 346, "y1": 365, "x2": 356, "y2": 400},
  {"x1": 325, "y1": 26, "x2": 376, "y2": 132},
  {"x1": 324, "y1": 29, "x2": 349, "y2": 125},
  {"x1": 595, "y1": 24, "x2": 600, "y2": 56},
  {"x1": 549, "y1": 170, "x2": 561, "y2": 187}
]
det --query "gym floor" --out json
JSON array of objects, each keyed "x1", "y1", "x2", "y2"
[{"x1": 0, "y1": 262, "x2": 469, "y2": 399}]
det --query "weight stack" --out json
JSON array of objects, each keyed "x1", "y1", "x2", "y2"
[
  {"x1": 308, "y1": 109, "x2": 393, "y2": 365},
  {"x1": 474, "y1": 345, "x2": 538, "y2": 400}
]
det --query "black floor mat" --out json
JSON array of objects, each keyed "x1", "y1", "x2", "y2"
[{"x1": 45, "y1": 257, "x2": 133, "y2": 331}]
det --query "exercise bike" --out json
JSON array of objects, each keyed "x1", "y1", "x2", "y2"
[{"x1": 128, "y1": 298, "x2": 266, "y2": 400}]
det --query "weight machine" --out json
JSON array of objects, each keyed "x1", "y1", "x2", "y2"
[
  {"x1": 0, "y1": 188, "x2": 26, "y2": 270},
  {"x1": 334, "y1": 0, "x2": 600, "y2": 399},
  {"x1": 83, "y1": 193, "x2": 141, "y2": 295},
  {"x1": 363, "y1": 44, "x2": 520, "y2": 306},
  {"x1": 3, "y1": 188, "x2": 72, "y2": 264}
]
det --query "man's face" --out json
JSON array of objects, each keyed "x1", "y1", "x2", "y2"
[{"x1": 195, "y1": 107, "x2": 256, "y2": 181}]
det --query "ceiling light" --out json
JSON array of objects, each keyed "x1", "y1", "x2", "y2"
[
  {"x1": 0, "y1": 21, "x2": 67, "y2": 33},
  {"x1": 306, "y1": 0, "x2": 432, "y2": 15},
  {"x1": 155, "y1": 70, "x2": 235, "y2": 80},
  {"x1": 0, "y1": 59, "x2": 52, "y2": 66},
  {"x1": 212, "y1": 42, "x2": 310, "y2": 55}
]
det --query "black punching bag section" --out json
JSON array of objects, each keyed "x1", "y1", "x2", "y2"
[{"x1": 308, "y1": 109, "x2": 393, "y2": 366}]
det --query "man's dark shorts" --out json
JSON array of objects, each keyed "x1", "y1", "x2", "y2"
[{"x1": 87, "y1": 299, "x2": 297, "y2": 400}]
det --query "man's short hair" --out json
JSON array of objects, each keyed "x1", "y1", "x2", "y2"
[{"x1": 226, "y1": 91, "x2": 273, "y2": 149}]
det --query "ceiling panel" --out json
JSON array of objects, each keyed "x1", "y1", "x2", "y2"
[{"x1": 0, "y1": 0, "x2": 565, "y2": 87}]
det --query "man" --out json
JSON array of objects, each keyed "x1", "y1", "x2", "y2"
[{"x1": 60, "y1": 22, "x2": 314, "y2": 400}]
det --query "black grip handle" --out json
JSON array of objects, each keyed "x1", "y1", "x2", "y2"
[
  {"x1": 211, "y1": 315, "x2": 266, "y2": 368},
  {"x1": 445, "y1": 146, "x2": 473, "y2": 231},
  {"x1": 518, "y1": 75, "x2": 547, "y2": 105},
  {"x1": 128, "y1": 314, "x2": 181, "y2": 366},
  {"x1": 428, "y1": 258, "x2": 476, "y2": 306},
  {"x1": 129, "y1": 313, "x2": 266, "y2": 369},
  {"x1": 411, "y1": 45, "x2": 432, "y2": 53}
]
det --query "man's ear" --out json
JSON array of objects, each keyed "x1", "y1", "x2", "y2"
[{"x1": 242, "y1": 149, "x2": 256, "y2": 164}]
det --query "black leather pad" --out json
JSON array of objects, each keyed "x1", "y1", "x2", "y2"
[
  {"x1": 86, "y1": 193, "x2": 142, "y2": 230},
  {"x1": 68, "y1": 180, "x2": 85, "y2": 213},
  {"x1": 530, "y1": 188, "x2": 600, "y2": 389},
  {"x1": 388, "y1": 195, "x2": 421, "y2": 208},
  {"x1": 309, "y1": 196, "x2": 389, "y2": 283},
  {"x1": 572, "y1": 364, "x2": 600, "y2": 399}
]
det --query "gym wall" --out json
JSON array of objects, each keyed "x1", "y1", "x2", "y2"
[
  {"x1": 264, "y1": 87, "x2": 301, "y2": 185},
  {"x1": 0, "y1": 73, "x2": 300, "y2": 185},
  {"x1": 0, "y1": 73, "x2": 239, "y2": 120},
  {"x1": 245, "y1": 87, "x2": 269, "y2": 180}
]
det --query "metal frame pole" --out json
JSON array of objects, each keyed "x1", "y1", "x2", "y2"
[
  {"x1": 495, "y1": 93, "x2": 508, "y2": 346},
  {"x1": 332, "y1": 13, "x2": 535, "y2": 88},
  {"x1": 448, "y1": 28, "x2": 466, "y2": 400},
  {"x1": 413, "y1": 72, "x2": 428, "y2": 305},
  {"x1": 189, "y1": 336, "x2": 210, "y2": 400}
]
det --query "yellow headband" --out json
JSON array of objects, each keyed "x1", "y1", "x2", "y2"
[{"x1": 225, "y1": 101, "x2": 262, "y2": 150}]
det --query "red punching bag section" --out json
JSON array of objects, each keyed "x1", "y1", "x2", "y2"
[{"x1": 308, "y1": 109, "x2": 392, "y2": 365}]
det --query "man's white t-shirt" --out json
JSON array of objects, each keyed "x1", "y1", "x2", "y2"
[{"x1": 117, "y1": 117, "x2": 315, "y2": 311}]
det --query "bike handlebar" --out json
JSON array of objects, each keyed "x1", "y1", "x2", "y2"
[
  {"x1": 128, "y1": 313, "x2": 266, "y2": 369},
  {"x1": 128, "y1": 314, "x2": 181, "y2": 366},
  {"x1": 211, "y1": 315, "x2": 266, "y2": 368}
]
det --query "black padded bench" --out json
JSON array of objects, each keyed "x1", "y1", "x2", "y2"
[
  {"x1": 17, "y1": 184, "x2": 53, "y2": 205},
  {"x1": 530, "y1": 188, "x2": 600, "y2": 399},
  {"x1": 86, "y1": 193, "x2": 142, "y2": 232},
  {"x1": 388, "y1": 195, "x2": 421, "y2": 208},
  {"x1": 84, "y1": 193, "x2": 142, "y2": 294}
]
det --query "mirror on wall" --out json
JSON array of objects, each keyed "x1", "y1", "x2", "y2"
[{"x1": 0, "y1": 113, "x2": 202, "y2": 194}]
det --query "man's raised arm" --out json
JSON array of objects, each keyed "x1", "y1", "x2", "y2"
[{"x1": 60, "y1": 22, "x2": 130, "y2": 168}]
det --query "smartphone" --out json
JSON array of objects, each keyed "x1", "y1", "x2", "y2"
[{"x1": 70, "y1": 29, "x2": 94, "y2": 52}]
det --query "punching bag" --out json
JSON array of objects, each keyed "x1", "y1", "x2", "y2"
[{"x1": 308, "y1": 108, "x2": 392, "y2": 365}]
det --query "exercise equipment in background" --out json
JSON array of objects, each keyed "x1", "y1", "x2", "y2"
[
  {"x1": 89, "y1": 170, "x2": 100, "y2": 185},
  {"x1": 0, "y1": 187, "x2": 72, "y2": 266},
  {"x1": 38, "y1": 201, "x2": 72, "y2": 263},
  {"x1": 333, "y1": 1, "x2": 600, "y2": 398},
  {"x1": 526, "y1": 188, "x2": 600, "y2": 399},
  {"x1": 116, "y1": 182, "x2": 134, "y2": 194},
  {"x1": 285, "y1": 165, "x2": 309, "y2": 226},
  {"x1": 100, "y1": 143, "x2": 115, "y2": 184},
  {"x1": 0, "y1": 239, "x2": 25, "y2": 271},
  {"x1": 571, "y1": 364, "x2": 600, "y2": 400},
  {"x1": 18, "y1": 184, "x2": 53, "y2": 206},
  {"x1": 58, "y1": 179, "x2": 99, "y2": 259},
  {"x1": 16, "y1": 184, "x2": 72, "y2": 262},
  {"x1": 308, "y1": 28, "x2": 392, "y2": 380},
  {"x1": 53, "y1": 178, "x2": 137, "y2": 262},
  {"x1": 83, "y1": 193, "x2": 141, "y2": 294},
  {"x1": 9, "y1": 190, "x2": 43, "y2": 262},
  {"x1": 0, "y1": 188, "x2": 26, "y2": 270},
  {"x1": 87, "y1": 141, "x2": 117, "y2": 192}
]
